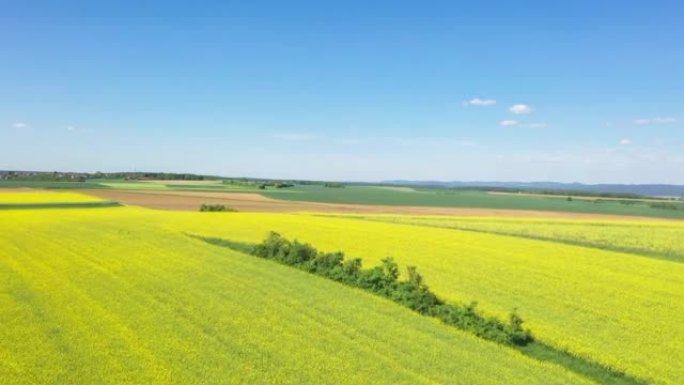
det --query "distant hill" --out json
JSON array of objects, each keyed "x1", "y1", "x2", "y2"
[{"x1": 383, "y1": 181, "x2": 684, "y2": 197}]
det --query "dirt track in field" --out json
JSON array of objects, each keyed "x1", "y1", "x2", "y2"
[{"x1": 79, "y1": 189, "x2": 675, "y2": 221}]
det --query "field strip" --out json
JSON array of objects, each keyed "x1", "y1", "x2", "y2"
[
  {"x1": 79, "y1": 189, "x2": 680, "y2": 221},
  {"x1": 345, "y1": 215, "x2": 684, "y2": 264},
  {"x1": 488, "y1": 191, "x2": 680, "y2": 203},
  {"x1": 196, "y1": 233, "x2": 647, "y2": 385},
  {"x1": 0, "y1": 201, "x2": 122, "y2": 210},
  {"x1": 0, "y1": 208, "x2": 597, "y2": 385}
]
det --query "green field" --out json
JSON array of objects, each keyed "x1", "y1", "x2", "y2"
[
  {"x1": 0, "y1": 179, "x2": 294, "y2": 194},
  {"x1": 262, "y1": 185, "x2": 684, "y2": 218},
  {"x1": 0, "y1": 207, "x2": 592, "y2": 385},
  {"x1": 3, "y1": 180, "x2": 684, "y2": 218}
]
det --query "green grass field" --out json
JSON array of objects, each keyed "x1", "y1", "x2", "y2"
[
  {"x1": 0, "y1": 207, "x2": 592, "y2": 385},
  {"x1": 0, "y1": 179, "x2": 295, "y2": 194},
  {"x1": 3, "y1": 180, "x2": 684, "y2": 218},
  {"x1": 262, "y1": 185, "x2": 684, "y2": 218}
]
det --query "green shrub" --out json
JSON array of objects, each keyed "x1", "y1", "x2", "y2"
[
  {"x1": 199, "y1": 204, "x2": 237, "y2": 212},
  {"x1": 246, "y1": 232, "x2": 533, "y2": 346}
]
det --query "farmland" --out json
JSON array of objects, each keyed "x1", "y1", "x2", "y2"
[
  {"x1": 0, "y1": 191, "x2": 119, "y2": 210},
  {"x1": 0, "y1": 191, "x2": 104, "y2": 204},
  {"x1": 1, "y1": 190, "x2": 683, "y2": 384},
  {"x1": 0, "y1": 206, "x2": 591, "y2": 385},
  {"x1": 160, "y1": 211, "x2": 684, "y2": 385},
  {"x1": 261, "y1": 184, "x2": 684, "y2": 219},
  {"x1": 344, "y1": 215, "x2": 684, "y2": 263},
  {"x1": 5, "y1": 2, "x2": 682, "y2": 384},
  {"x1": 3, "y1": 179, "x2": 684, "y2": 219}
]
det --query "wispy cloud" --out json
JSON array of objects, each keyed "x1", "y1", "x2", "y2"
[
  {"x1": 500, "y1": 120, "x2": 519, "y2": 127},
  {"x1": 463, "y1": 98, "x2": 496, "y2": 106},
  {"x1": 500, "y1": 120, "x2": 546, "y2": 128},
  {"x1": 632, "y1": 117, "x2": 676, "y2": 125},
  {"x1": 12, "y1": 122, "x2": 28, "y2": 128},
  {"x1": 509, "y1": 104, "x2": 533, "y2": 114},
  {"x1": 620, "y1": 138, "x2": 631, "y2": 145}
]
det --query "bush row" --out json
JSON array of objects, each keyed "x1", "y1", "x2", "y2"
[
  {"x1": 199, "y1": 204, "x2": 237, "y2": 212},
  {"x1": 243, "y1": 232, "x2": 533, "y2": 346}
]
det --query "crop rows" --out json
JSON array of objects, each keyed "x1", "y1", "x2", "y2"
[
  {"x1": 351, "y1": 215, "x2": 684, "y2": 263},
  {"x1": 0, "y1": 207, "x2": 590, "y2": 384},
  {"x1": 165, "y1": 211, "x2": 684, "y2": 384}
]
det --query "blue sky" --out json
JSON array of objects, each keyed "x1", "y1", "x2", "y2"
[{"x1": 1, "y1": 1, "x2": 682, "y2": 183}]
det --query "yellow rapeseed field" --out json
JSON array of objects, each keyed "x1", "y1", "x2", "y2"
[
  {"x1": 0, "y1": 207, "x2": 591, "y2": 385},
  {"x1": 348, "y1": 214, "x2": 684, "y2": 262},
  {"x1": 161, "y1": 211, "x2": 684, "y2": 385},
  {"x1": 0, "y1": 191, "x2": 104, "y2": 204}
]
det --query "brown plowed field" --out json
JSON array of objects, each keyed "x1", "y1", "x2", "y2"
[{"x1": 80, "y1": 189, "x2": 673, "y2": 220}]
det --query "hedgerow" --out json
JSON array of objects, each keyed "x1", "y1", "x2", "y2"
[{"x1": 215, "y1": 232, "x2": 533, "y2": 346}]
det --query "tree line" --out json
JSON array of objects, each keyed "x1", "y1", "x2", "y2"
[{"x1": 202, "y1": 232, "x2": 533, "y2": 346}]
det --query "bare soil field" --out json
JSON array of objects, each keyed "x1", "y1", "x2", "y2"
[{"x1": 81, "y1": 189, "x2": 673, "y2": 220}]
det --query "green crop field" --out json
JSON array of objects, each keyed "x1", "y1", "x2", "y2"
[
  {"x1": 261, "y1": 185, "x2": 684, "y2": 219},
  {"x1": 0, "y1": 206, "x2": 591, "y2": 385},
  {"x1": 0, "y1": 179, "x2": 295, "y2": 194},
  {"x1": 4, "y1": 179, "x2": 684, "y2": 218}
]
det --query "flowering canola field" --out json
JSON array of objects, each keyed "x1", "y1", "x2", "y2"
[
  {"x1": 0, "y1": 191, "x2": 104, "y2": 204},
  {"x1": 0, "y1": 207, "x2": 591, "y2": 385},
  {"x1": 348, "y1": 215, "x2": 684, "y2": 262},
  {"x1": 160, "y1": 211, "x2": 684, "y2": 385}
]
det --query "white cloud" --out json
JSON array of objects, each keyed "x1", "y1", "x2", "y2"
[
  {"x1": 500, "y1": 120, "x2": 546, "y2": 128},
  {"x1": 463, "y1": 98, "x2": 496, "y2": 106},
  {"x1": 66, "y1": 126, "x2": 76, "y2": 131},
  {"x1": 500, "y1": 120, "x2": 519, "y2": 127},
  {"x1": 509, "y1": 104, "x2": 533, "y2": 114},
  {"x1": 620, "y1": 139, "x2": 631, "y2": 145},
  {"x1": 632, "y1": 117, "x2": 676, "y2": 125},
  {"x1": 12, "y1": 122, "x2": 28, "y2": 128}
]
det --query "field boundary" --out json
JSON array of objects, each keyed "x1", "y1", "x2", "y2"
[
  {"x1": 0, "y1": 201, "x2": 123, "y2": 210},
  {"x1": 194, "y1": 232, "x2": 647, "y2": 385},
  {"x1": 351, "y1": 216, "x2": 684, "y2": 264},
  {"x1": 79, "y1": 188, "x2": 683, "y2": 221}
]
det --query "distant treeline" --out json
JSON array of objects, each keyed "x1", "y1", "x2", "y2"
[
  {"x1": 223, "y1": 179, "x2": 294, "y2": 189},
  {"x1": 0, "y1": 171, "x2": 87, "y2": 182},
  {"x1": 649, "y1": 202, "x2": 684, "y2": 211},
  {"x1": 201, "y1": 232, "x2": 532, "y2": 346},
  {"x1": 0, "y1": 170, "x2": 212, "y2": 181}
]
